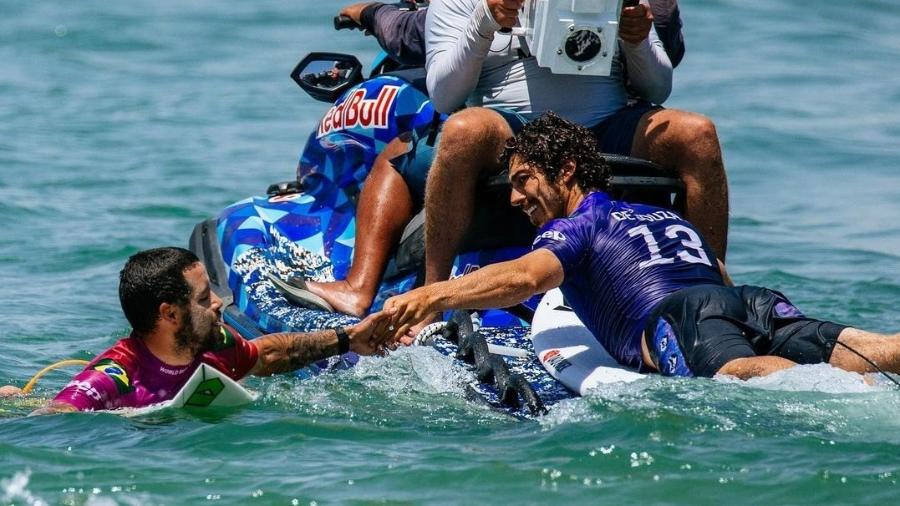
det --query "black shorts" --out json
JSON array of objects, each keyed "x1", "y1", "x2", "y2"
[
  {"x1": 589, "y1": 101, "x2": 660, "y2": 155},
  {"x1": 644, "y1": 285, "x2": 847, "y2": 378}
]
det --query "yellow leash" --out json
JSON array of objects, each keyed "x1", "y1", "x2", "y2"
[{"x1": 21, "y1": 359, "x2": 90, "y2": 394}]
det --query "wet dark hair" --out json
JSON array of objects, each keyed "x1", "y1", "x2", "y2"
[
  {"x1": 499, "y1": 111, "x2": 610, "y2": 191},
  {"x1": 119, "y1": 247, "x2": 199, "y2": 335}
]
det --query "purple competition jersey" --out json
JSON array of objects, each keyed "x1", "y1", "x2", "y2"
[
  {"x1": 533, "y1": 192, "x2": 724, "y2": 368},
  {"x1": 53, "y1": 325, "x2": 259, "y2": 411}
]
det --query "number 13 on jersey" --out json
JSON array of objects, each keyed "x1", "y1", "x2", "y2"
[{"x1": 627, "y1": 224, "x2": 712, "y2": 269}]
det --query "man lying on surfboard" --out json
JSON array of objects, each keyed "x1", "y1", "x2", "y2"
[
  {"x1": 381, "y1": 112, "x2": 900, "y2": 380},
  {"x1": 3, "y1": 247, "x2": 393, "y2": 414}
]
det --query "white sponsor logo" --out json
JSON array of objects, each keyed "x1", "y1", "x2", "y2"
[
  {"x1": 158, "y1": 365, "x2": 189, "y2": 376},
  {"x1": 317, "y1": 85, "x2": 400, "y2": 138},
  {"x1": 667, "y1": 356, "x2": 678, "y2": 374},
  {"x1": 532, "y1": 230, "x2": 566, "y2": 246},
  {"x1": 65, "y1": 380, "x2": 103, "y2": 401},
  {"x1": 611, "y1": 209, "x2": 681, "y2": 223}
]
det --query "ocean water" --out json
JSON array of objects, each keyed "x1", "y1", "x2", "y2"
[{"x1": 2, "y1": 0, "x2": 899, "y2": 504}]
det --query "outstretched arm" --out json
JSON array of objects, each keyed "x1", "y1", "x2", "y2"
[
  {"x1": 383, "y1": 248, "x2": 565, "y2": 337},
  {"x1": 250, "y1": 312, "x2": 392, "y2": 376}
]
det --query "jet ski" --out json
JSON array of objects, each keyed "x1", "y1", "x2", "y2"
[{"x1": 189, "y1": 38, "x2": 684, "y2": 416}]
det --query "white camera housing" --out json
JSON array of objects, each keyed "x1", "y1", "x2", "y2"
[{"x1": 519, "y1": 0, "x2": 624, "y2": 76}]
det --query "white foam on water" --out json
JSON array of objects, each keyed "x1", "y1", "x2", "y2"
[
  {"x1": 1, "y1": 469, "x2": 47, "y2": 506},
  {"x1": 85, "y1": 496, "x2": 121, "y2": 506},
  {"x1": 352, "y1": 346, "x2": 473, "y2": 396},
  {"x1": 716, "y1": 363, "x2": 886, "y2": 393}
]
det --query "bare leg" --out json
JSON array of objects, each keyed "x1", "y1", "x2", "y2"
[
  {"x1": 630, "y1": 109, "x2": 729, "y2": 259},
  {"x1": 423, "y1": 108, "x2": 514, "y2": 285},
  {"x1": 716, "y1": 356, "x2": 798, "y2": 379},
  {"x1": 403, "y1": 108, "x2": 513, "y2": 335},
  {"x1": 828, "y1": 328, "x2": 900, "y2": 374},
  {"x1": 306, "y1": 138, "x2": 413, "y2": 316}
]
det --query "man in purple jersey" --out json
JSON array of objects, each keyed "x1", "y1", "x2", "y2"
[
  {"x1": 2, "y1": 247, "x2": 393, "y2": 413},
  {"x1": 379, "y1": 113, "x2": 900, "y2": 379}
]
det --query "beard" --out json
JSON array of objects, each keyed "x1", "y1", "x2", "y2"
[{"x1": 174, "y1": 309, "x2": 220, "y2": 357}]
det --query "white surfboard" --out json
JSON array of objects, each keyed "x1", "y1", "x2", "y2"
[
  {"x1": 531, "y1": 289, "x2": 645, "y2": 395},
  {"x1": 120, "y1": 363, "x2": 257, "y2": 417}
]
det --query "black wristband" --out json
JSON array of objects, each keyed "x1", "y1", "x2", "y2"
[{"x1": 335, "y1": 327, "x2": 350, "y2": 355}]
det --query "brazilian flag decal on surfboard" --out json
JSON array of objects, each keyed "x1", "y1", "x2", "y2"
[{"x1": 93, "y1": 359, "x2": 133, "y2": 394}]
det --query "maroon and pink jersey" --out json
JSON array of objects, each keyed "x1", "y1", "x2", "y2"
[{"x1": 53, "y1": 325, "x2": 258, "y2": 411}]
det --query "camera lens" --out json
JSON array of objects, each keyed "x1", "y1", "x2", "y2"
[{"x1": 564, "y1": 30, "x2": 602, "y2": 63}]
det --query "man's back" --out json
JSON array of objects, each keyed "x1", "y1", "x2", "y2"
[{"x1": 533, "y1": 192, "x2": 723, "y2": 368}]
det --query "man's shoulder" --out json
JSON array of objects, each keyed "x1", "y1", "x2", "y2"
[
  {"x1": 91, "y1": 337, "x2": 141, "y2": 371},
  {"x1": 208, "y1": 324, "x2": 246, "y2": 352},
  {"x1": 87, "y1": 337, "x2": 144, "y2": 394},
  {"x1": 563, "y1": 192, "x2": 616, "y2": 230}
]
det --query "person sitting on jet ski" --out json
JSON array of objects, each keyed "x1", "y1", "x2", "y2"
[
  {"x1": 303, "y1": 0, "x2": 688, "y2": 318},
  {"x1": 379, "y1": 113, "x2": 900, "y2": 380},
  {"x1": 339, "y1": 1, "x2": 685, "y2": 68}
]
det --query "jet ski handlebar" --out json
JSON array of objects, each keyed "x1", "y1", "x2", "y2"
[{"x1": 333, "y1": 15, "x2": 364, "y2": 31}]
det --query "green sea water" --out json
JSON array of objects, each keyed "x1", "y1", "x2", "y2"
[{"x1": 2, "y1": 1, "x2": 900, "y2": 504}]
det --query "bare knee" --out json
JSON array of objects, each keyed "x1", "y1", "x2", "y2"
[
  {"x1": 662, "y1": 113, "x2": 725, "y2": 188},
  {"x1": 635, "y1": 110, "x2": 721, "y2": 170},
  {"x1": 665, "y1": 110, "x2": 717, "y2": 143},
  {"x1": 440, "y1": 108, "x2": 512, "y2": 155}
]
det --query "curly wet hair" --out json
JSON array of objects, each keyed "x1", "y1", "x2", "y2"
[{"x1": 499, "y1": 111, "x2": 610, "y2": 191}]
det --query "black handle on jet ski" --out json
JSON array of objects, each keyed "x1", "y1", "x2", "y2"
[
  {"x1": 623, "y1": 0, "x2": 640, "y2": 7},
  {"x1": 334, "y1": 15, "x2": 364, "y2": 31}
]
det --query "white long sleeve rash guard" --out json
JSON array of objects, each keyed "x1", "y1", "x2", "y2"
[{"x1": 424, "y1": 0, "x2": 672, "y2": 126}]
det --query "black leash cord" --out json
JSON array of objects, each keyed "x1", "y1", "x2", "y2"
[{"x1": 836, "y1": 341, "x2": 900, "y2": 389}]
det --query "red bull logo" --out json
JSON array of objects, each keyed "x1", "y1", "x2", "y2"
[{"x1": 317, "y1": 85, "x2": 400, "y2": 138}]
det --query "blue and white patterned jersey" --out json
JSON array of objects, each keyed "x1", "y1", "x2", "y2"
[{"x1": 533, "y1": 192, "x2": 724, "y2": 368}]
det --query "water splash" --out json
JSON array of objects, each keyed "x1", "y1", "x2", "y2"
[{"x1": 1, "y1": 469, "x2": 47, "y2": 506}]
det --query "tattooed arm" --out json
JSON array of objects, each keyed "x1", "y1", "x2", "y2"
[{"x1": 249, "y1": 312, "x2": 392, "y2": 376}]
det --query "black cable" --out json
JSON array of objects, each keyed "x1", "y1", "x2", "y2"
[
  {"x1": 490, "y1": 28, "x2": 513, "y2": 53},
  {"x1": 836, "y1": 341, "x2": 900, "y2": 389}
]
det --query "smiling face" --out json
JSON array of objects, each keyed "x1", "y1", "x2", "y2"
[
  {"x1": 173, "y1": 263, "x2": 224, "y2": 356},
  {"x1": 508, "y1": 156, "x2": 568, "y2": 227}
]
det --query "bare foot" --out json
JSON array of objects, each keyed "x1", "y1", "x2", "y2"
[{"x1": 305, "y1": 279, "x2": 372, "y2": 317}]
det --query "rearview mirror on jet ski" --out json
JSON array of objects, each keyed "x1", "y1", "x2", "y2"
[{"x1": 291, "y1": 52, "x2": 364, "y2": 103}]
